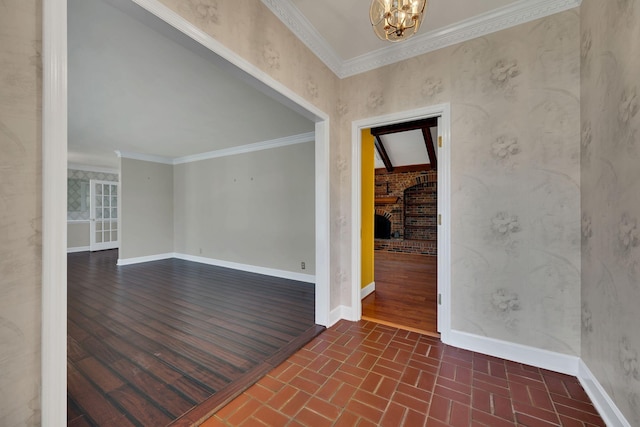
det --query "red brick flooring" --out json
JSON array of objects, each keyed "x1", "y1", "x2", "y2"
[{"x1": 202, "y1": 320, "x2": 604, "y2": 426}]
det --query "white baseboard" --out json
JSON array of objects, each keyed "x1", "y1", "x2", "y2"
[
  {"x1": 173, "y1": 253, "x2": 316, "y2": 283},
  {"x1": 117, "y1": 252, "x2": 174, "y2": 266},
  {"x1": 67, "y1": 246, "x2": 89, "y2": 253},
  {"x1": 329, "y1": 305, "x2": 356, "y2": 327},
  {"x1": 447, "y1": 330, "x2": 580, "y2": 376},
  {"x1": 361, "y1": 281, "x2": 375, "y2": 299},
  {"x1": 578, "y1": 360, "x2": 631, "y2": 427}
]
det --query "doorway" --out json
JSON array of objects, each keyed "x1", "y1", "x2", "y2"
[
  {"x1": 42, "y1": 0, "x2": 331, "y2": 424},
  {"x1": 350, "y1": 104, "x2": 451, "y2": 341},
  {"x1": 89, "y1": 180, "x2": 119, "y2": 251},
  {"x1": 361, "y1": 118, "x2": 440, "y2": 336}
]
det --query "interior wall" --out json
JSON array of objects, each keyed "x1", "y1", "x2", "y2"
[
  {"x1": 361, "y1": 129, "x2": 375, "y2": 288},
  {"x1": 342, "y1": 10, "x2": 581, "y2": 355},
  {"x1": 120, "y1": 158, "x2": 174, "y2": 259},
  {"x1": 155, "y1": 0, "x2": 342, "y2": 308},
  {"x1": 174, "y1": 142, "x2": 315, "y2": 274},
  {"x1": 581, "y1": 0, "x2": 640, "y2": 423},
  {"x1": 0, "y1": 1, "x2": 41, "y2": 425},
  {"x1": 68, "y1": 222, "x2": 90, "y2": 249}
]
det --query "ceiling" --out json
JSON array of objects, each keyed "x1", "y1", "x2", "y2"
[
  {"x1": 262, "y1": 0, "x2": 581, "y2": 77},
  {"x1": 69, "y1": 0, "x2": 581, "y2": 170},
  {"x1": 68, "y1": 0, "x2": 315, "y2": 170}
]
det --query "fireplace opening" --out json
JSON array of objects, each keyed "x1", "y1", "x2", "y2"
[{"x1": 375, "y1": 214, "x2": 392, "y2": 239}]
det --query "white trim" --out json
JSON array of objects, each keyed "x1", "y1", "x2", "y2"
[
  {"x1": 351, "y1": 104, "x2": 452, "y2": 341},
  {"x1": 67, "y1": 163, "x2": 119, "y2": 175},
  {"x1": 116, "y1": 252, "x2": 316, "y2": 282},
  {"x1": 67, "y1": 246, "x2": 90, "y2": 253},
  {"x1": 361, "y1": 281, "x2": 375, "y2": 300},
  {"x1": 260, "y1": 0, "x2": 343, "y2": 76},
  {"x1": 263, "y1": 0, "x2": 582, "y2": 78},
  {"x1": 448, "y1": 330, "x2": 580, "y2": 376},
  {"x1": 116, "y1": 252, "x2": 174, "y2": 266},
  {"x1": 115, "y1": 132, "x2": 315, "y2": 166},
  {"x1": 42, "y1": 0, "x2": 68, "y2": 425},
  {"x1": 578, "y1": 360, "x2": 632, "y2": 427},
  {"x1": 314, "y1": 121, "x2": 331, "y2": 326},
  {"x1": 115, "y1": 150, "x2": 173, "y2": 165},
  {"x1": 175, "y1": 253, "x2": 316, "y2": 283},
  {"x1": 67, "y1": 219, "x2": 90, "y2": 224},
  {"x1": 173, "y1": 132, "x2": 315, "y2": 164},
  {"x1": 329, "y1": 305, "x2": 355, "y2": 327}
]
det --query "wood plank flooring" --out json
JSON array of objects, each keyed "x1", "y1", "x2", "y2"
[
  {"x1": 362, "y1": 251, "x2": 438, "y2": 336},
  {"x1": 67, "y1": 250, "x2": 322, "y2": 426}
]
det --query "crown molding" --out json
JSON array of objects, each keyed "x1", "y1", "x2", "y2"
[
  {"x1": 260, "y1": 0, "x2": 343, "y2": 76},
  {"x1": 263, "y1": 0, "x2": 582, "y2": 78},
  {"x1": 173, "y1": 131, "x2": 314, "y2": 164},
  {"x1": 115, "y1": 150, "x2": 174, "y2": 165},
  {"x1": 114, "y1": 132, "x2": 315, "y2": 166},
  {"x1": 67, "y1": 163, "x2": 120, "y2": 175}
]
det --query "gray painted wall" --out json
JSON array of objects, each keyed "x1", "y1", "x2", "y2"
[
  {"x1": 174, "y1": 142, "x2": 315, "y2": 274},
  {"x1": 0, "y1": 1, "x2": 41, "y2": 425},
  {"x1": 120, "y1": 158, "x2": 174, "y2": 259},
  {"x1": 68, "y1": 222, "x2": 91, "y2": 249},
  {"x1": 581, "y1": 0, "x2": 640, "y2": 424}
]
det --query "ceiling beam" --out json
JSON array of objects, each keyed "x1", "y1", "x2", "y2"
[
  {"x1": 374, "y1": 135, "x2": 394, "y2": 172},
  {"x1": 370, "y1": 117, "x2": 438, "y2": 136},
  {"x1": 422, "y1": 127, "x2": 437, "y2": 170},
  {"x1": 375, "y1": 164, "x2": 432, "y2": 174}
]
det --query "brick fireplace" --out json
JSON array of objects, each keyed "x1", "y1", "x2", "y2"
[{"x1": 374, "y1": 169, "x2": 437, "y2": 256}]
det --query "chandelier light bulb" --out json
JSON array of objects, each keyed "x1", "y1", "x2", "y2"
[{"x1": 370, "y1": 0, "x2": 427, "y2": 42}]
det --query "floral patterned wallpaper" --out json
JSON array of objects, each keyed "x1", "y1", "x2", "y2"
[
  {"x1": 581, "y1": 0, "x2": 640, "y2": 424},
  {"x1": 342, "y1": 12, "x2": 581, "y2": 356},
  {"x1": 0, "y1": 0, "x2": 41, "y2": 425}
]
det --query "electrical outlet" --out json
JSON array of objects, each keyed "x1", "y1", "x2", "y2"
[{"x1": 301, "y1": 262, "x2": 306, "y2": 270}]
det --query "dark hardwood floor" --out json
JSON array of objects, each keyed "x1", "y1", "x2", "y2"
[
  {"x1": 362, "y1": 251, "x2": 438, "y2": 336},
  {"x1": 67, "y1": 250, "x2": 322, "y2": 426}
]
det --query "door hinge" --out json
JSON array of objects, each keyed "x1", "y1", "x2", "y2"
[
  {"x1": 438, "y1": 214, "x2": 442, "y2": 225},
  {"x1": 438, "y1": 136, "x2": 443, "y2": 148},
  {"x1": 438, "y1": 293, "x2": 442, "y2": 305}
]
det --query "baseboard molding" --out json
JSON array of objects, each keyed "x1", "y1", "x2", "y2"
[
  {"x1": 174, "y1": 253, "x2": 316, "y2": 284},
  {"x1": 578, "y1": 360, "x2": 631, "y2": 427},
  {"x1": 329, "y1": 305, "x2": 355, "y2": 327},
  {"x1": 361, "y1": 281, "x2": 375, "y2": 300},
  {"x1": 67, "y1": 246, "x2": 89, "y2": 253},
  {"x1": 447, "y1": 330, "x2": 580, "y2": 376},
  {"x1": 117, "y1": 253, "x2": 174, "y2": 266}
]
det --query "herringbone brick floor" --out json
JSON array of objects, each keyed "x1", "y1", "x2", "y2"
[{"x1": 202, "y1": 320, "x2": 604, "y2": 426}]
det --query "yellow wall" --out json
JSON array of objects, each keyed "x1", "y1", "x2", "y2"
[{"x1": 361, "y1": 129, "x2": 375, "y2": 288}]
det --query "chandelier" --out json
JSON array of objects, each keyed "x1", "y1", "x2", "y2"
[{"x1": 370, "y1": 0, "x2": 427, "y2": 42}]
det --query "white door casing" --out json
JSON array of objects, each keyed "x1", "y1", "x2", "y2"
[
  {"x1": 89, "y1": 180, "x2": 119, "y2": 251},
  {"x1": 350, "y1": 104, "x2": 452, "y2": 342}
]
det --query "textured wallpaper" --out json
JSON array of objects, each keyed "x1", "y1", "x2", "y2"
[
  {"x1": 0, "y1": 0, "x2": 42, "y2": 425},
  {"x1": 342, "y1": 12, "x2": 582, "y2": 355},
  {"x1": 161, "y1": 1, "x2": 583, "y2": 356},
  {"x1": 581, "y1": 0, "x2": 640, "y2": 424},
  {"x1": 67, "y1": 169, "x2": 119, "y2": 220}
]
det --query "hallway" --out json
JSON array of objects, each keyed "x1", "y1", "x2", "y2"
[{"x1": 362, "y1": 252, "x2": 438, "y2": 336}]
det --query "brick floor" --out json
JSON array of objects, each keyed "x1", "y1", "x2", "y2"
[{"x1": 202, "y1": 320, "x2": 605, "y2": 426}]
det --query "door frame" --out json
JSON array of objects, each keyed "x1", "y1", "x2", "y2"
[
  {"x1": 350, "y1": 104, "x2": 452, "y2": 341},
  {"x1": 42, "y1": 1, "x2": 331, "y2": 425},
  {"x1": 89, "y1": 179, "x2": 120, "y2": 251}
]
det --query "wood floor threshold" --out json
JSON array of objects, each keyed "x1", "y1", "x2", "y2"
[
  {"x1": 361, "y1": 315, "x2": 440, "y2": 338},
  {"x1": 169, "y1": 324, "x2": 326, "y2": 426}
]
